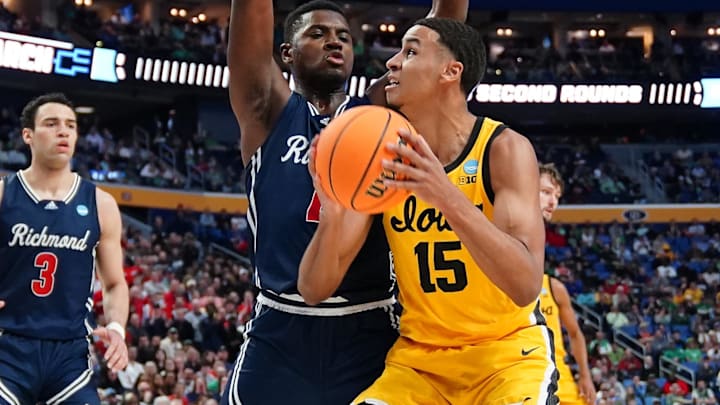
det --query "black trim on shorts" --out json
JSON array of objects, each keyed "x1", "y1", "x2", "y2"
[{"x1": 533, "y1": 302, "x2": 560, "y2": 404}]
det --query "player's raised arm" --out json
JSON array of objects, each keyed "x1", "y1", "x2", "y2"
[
  {"x1": 427, "y1": 0, "x2": 469, "y2": 20},
  {"x1": 298, "y1": 138, "x2": 374, "y2": 306},
  {"x1": 93, "y1": 189, "x2": 129, "y2": 372},
  {"x1": 551, "y1": 277, "x2": 596, "y2": 403},
  {"x1": 228, "y1": 0, "x2": 291, "y2": 164}
]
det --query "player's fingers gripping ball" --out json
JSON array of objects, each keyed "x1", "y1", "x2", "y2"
[{"x1": 314, "y1": 106, "x2": 415, "y2": 214}]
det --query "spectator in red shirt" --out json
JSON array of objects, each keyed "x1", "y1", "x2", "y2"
[
  {"x1": 662, "y1": 373, "x2": 690, "y2": 395},
  {"x1": 617, "y1": 348, "x2": 643, "y2": 378}
]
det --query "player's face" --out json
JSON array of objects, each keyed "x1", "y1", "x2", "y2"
[
  {"x1": 385, "y1": 25, "x2": 451, "y2": 109},
  {"x1": 539, "y1": 173, "x2": 562, "y2": 222},
  {"x1": 286, "y1": 10, "x2": 353, "y2": 90},
  {"x1": 22, "y1": 102, "x2": 77, "y2": 170}
]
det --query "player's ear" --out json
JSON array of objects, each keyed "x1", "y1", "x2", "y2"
[
  {"x1": 280, "y1": 42, "x2": 294, "y2": 65},
  {"x1": 21, "y1": 128, "x2": 33, "y2": 146},
  {"x1": 440, "y1": 60, "x2": 463, "y2": 87}
]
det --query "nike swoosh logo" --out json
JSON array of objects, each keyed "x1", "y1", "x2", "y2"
[{"x1": 521, "y1": 346, "x2": 540, "y2": 356}]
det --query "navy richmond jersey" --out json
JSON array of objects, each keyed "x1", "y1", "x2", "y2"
[
  {"x1": 0, "y1": 172, "x2": 100, "y2": 339},
  {"x1": 244, "y1": 92, "x2": 394, "y2": 308}
]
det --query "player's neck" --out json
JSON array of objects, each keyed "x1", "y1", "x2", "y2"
[
  {"x1": 21, "y1": 166, "x2": 75, "y2": 201},
  {"x1": 295, "y1": 83, "x2": 347, "y2": 115},
  {"x1": 402, "y1": 96, "x2": 476, "y2": 166}
]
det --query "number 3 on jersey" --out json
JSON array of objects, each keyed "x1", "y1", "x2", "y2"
[
  {"x1": 415, "y1": 241, "x2": 468, "y2": 293},
  {"x1": 32, "y1": 252, "x2": 58, "y2": 297}
]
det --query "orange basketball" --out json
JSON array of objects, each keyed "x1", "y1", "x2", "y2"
[{"x1": 315, "y1": 105, "x2": 415, "y2": 214}]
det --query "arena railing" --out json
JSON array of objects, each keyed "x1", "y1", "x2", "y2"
[
  {"x1": 209, "y1": 242, "x2": 251, "y2": 267},
  {"x1": 659, "y1": 356, "x2": 696, "y2": 388},
  {"x1": 571, "y1": 299, "x2": 604, "y2": 332},
  {"x1": 133, "y1": 126, "x2": 150, "y2": 152},
  {"x1": 612, "y1": 327, "x2": 646, "y2": 359},
  {"x1": 158, "y1": 143, "x2": 177, "y2": 173}
]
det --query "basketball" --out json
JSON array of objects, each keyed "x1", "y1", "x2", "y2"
[{"x1": 314, "y1": 106, "x2": 416, "y2": 214}]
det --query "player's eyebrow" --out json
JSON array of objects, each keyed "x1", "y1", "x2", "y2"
[
  {"x1": 306, "y1": 24, "x2": 351, "y2": 35},
  {"x1": 403, "y1": 37, "x2": 422, "y2": 47}
]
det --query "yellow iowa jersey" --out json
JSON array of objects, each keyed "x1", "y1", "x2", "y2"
[
  {"x1": 540, "y1": 275, "x2": 568, "y2": 361},
  {"x1": 383, "y1": 117, "x2": 541, "y2": 347}
]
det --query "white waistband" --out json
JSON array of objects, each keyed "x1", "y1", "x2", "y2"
[{"x1": 257, "y1": 293, "x2": 395, "y2": 316}]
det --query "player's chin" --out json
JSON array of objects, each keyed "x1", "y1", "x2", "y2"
[
  {"x1": 47, "y1": 156, "x2": 71, "y2": 169},
  {"x1": 323, "y1": 69, "x2": 350, "y2": 84}
]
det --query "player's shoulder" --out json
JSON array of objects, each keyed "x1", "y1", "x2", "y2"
[
  {"x1": 95, "y1": 187, "x2": 120, "y2": 212},
  {"x1": 548, "y1": 276, "x2": 570, "y2": 299},
  {"x1": 489, "y1": 126, "x2": 531, "y2": 154}
]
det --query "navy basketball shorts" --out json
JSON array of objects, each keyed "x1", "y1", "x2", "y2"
[
  {"x1": 0, "y1": 331, "x2": 98, "y2": 405},
  {"x1": 222, "y1": 302, "x2": 399, "y2": 405}
]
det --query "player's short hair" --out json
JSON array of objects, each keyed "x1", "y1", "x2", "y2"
[
  {"x1": 539, "y1": 162, "x2": 564, "y2": 194},
  {"x1": 284, "y1": 0, "x2": 346, "y2": 43},
  {"x1": 413, "y1": 18, "x2": 486, "y2": 95},
  {"x1": 20, "y1": 92, "x2": 75, "y2": 130}
]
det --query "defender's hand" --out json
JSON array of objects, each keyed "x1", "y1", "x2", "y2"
[{"x1": 93, "y1": 327, "x2": 128, "y2": 372}]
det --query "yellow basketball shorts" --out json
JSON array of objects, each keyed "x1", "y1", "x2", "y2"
[
  {"x1": 352, "y1": 324, "x2": 559, "y2": 405},
  {"x1": 555, "y1": 360, "x2": 585, "y2": 405}
]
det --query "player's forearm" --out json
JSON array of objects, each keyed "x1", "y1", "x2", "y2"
[
  {"x1": 298, "y1": 219, "x2": 346, "y2": 306},
  {"x1": 438, "y1": 193, "x2": 543, "y2": 306},
  {"x1": 569, "y1": 332, "x2": 591, "y2": 379},
  {"x1": 103, "y1": 282, "x2": 129, "y2": 327},
  {"x1": 428, "y1": 0, "x2": 469, "y2": 21}
]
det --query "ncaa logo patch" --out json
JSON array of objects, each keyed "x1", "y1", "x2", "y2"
[
  {"x1": 463, "y1": 159, "x2": 478, "y2": 175},
  {"x1": 76, "y1": 204, "x2": 89, "y2": 216}
]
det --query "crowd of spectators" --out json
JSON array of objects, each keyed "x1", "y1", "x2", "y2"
[
  {"x1": 92, "y1": 208, "x2": 253, "y2": 404},
  {"x1": 86, "y1": 210, "x2": 720, "y2": 404},
  {"x1": 0, "y1": 104, "x2": 245, "y2": 194},
  {"x1": 533, "y1": 135, "x2": 646, "y2": 205},
  {"x1": 644, "y1": 148, "x2": 720, "y2": 203},
  {"x1": 545, "y1": 220, "x2": 720, "y2": 404},
  {"x1": 8, "y1": 98, "x2": 720, "y2": 206}
]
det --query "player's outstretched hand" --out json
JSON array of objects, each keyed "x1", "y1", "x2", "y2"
[
  {"x1": 93, "y1": 326, "x2": 128, "y2": 372},
  {"x1": 0, "y1": 300, "x2": 5, "y2": 309}
]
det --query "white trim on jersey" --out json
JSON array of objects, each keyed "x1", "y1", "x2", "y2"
[
  {"x1": 16, "y1": 171, "x2": 81, "y2": 204},
  {"x1": 306, "y1": 101, "x2": 320, "y2": 116},
  {"x1": 306, "y1": 95, "x2": 350, "y2": 118},
  {"x1": 61, "y1": 174, "x2": 81, "y2": 203},
  {"x1": 257, "y1": 294, "x2": 395, "y2": 316},
  {"x1": 45, "y1": 368, "x2": 93, "y2": 405},
  {"x1": 16, "y1": 170, "x2": 39, "y2": 203},
  {"x1": 333, "y1": 95, "x2": 351, "y2": 118},
  {"x1": 246, "y1": 148, "x2": 262, "y2": 288},
  {"x1": 0, "y1": 378, "x2": 20, "y2": 405}
]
